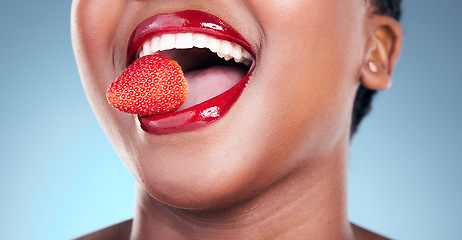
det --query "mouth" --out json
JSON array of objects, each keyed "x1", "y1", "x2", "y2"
[{"x1": 126, "y1": 10, "x2": 256, "y2": 134}]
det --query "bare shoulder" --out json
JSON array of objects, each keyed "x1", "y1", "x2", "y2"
[
  {"x1": 352, "y1": 224, "x2": 390, "y2": 240},
  {"x1": 75, "y1": 219, "x2": 132, "y2": 240}
]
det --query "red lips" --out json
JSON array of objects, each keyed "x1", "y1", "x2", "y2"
[
  {"x1": 115, "y1": 10, "x2": 256, "y2": 134},
  {"x1": 127, "y1": 10, "x2": 254, "y2": 64}
]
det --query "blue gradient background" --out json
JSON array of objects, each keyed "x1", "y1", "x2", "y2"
[{"x1": 0, "y1": 1, "x2": 460, "y2": 239}]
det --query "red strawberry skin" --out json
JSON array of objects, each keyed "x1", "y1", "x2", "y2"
[{"x1": 107, "y1": 54, "x2": 188, "y2": 116}]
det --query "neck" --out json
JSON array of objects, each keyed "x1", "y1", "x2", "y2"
[{"x1": 129, "y1": 150, "x2": 354, "y2": 240}]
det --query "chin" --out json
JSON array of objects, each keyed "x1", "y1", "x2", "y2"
[
  {"x1": 128, "y1": 126, "x2": 293, "y2": 211},
  {"x1": 135, "y1": 154, "x2": 258, "y2": 210}
]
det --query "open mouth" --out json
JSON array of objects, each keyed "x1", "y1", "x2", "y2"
[
  {"x1": 136, "y1": 33, "x2": 254, "y2": 111},
  {"x1": 124, "y1": 10, "x2": 256, "y2": 134}
]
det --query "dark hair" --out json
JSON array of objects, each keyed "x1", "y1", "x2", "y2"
[{"x1": 351, "y1": 0, "x2": 402, "y2": 136}]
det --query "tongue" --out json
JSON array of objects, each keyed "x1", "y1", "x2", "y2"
[{"x1": 179, "y1": 65, "x2": 247, "y2": 110}]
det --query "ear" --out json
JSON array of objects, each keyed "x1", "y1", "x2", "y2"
[{"x1": 361, "y1": 12, "x2": 403, "y2": 90}]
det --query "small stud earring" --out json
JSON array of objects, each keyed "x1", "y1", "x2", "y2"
[{"x1": 368, "y1": 61, "x2": 378, "y2": 73}]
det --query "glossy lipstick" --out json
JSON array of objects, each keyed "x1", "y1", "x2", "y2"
[
  {"x1": 128, "y1": 10, "x2": 255, "y2": 134},
  {"x1": 127, "y1": 10, "x2": 255, "y2": 64}
]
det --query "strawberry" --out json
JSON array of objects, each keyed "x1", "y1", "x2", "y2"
[{"x1": 107, "y1": 54, "x2": 188, "y2": 116}]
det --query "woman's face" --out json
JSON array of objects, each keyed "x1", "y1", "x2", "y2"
[{"x1": 72, "y1": 0, "x2": 369, "y2": 209}]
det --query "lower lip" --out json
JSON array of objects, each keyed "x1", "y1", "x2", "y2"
[{"x1": 138, "y1": 64, "x2": 254, "y2": 134}]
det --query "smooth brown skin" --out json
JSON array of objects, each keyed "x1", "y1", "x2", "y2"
[{"x1": 71, "y1": 0, "x2": 402, "y2": 239}]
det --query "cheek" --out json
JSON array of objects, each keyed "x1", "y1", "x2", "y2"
[
  {"x1": 247, "y1": 0, "x2": 365, "y2": 76},
  {"x1": 72, "y1": 0, "x2": 141, "y2": 174},
  {"x1": 72, "y1": 0, "x2": 125, "y2": 51},
  {"x1": 244, "y1": 0, "x2": 366, "y2": 151},
  {"x1": 71, "y1": 0, "x2": 129, "y2": 120},
  {"x1": 71, "y1": 0, "x2": 125, "y2": 97}
]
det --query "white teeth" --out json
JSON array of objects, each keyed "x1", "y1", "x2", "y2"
[
  {"x1": 175, "y1": 33, "x2": 194, "y2": 49},
  {"x1": 217, "y1": 41, "x2": 233, "y2": 61},
  {"x1": 159, "y1": 34, "x2": 176, "y2": 51},
  {"x1": 242, "y1": 50, "x2": 252, "y2": 61},
  {"x1": 218, "y1": 41, "x2": 233, "y2": 56},
  {"x1": 150, "y1": 37, "x2": 160, "y2": 54},
  {"x1": 193, "y1": 33, "x2": 208, "y2": 48},
  {"x1": 208, "y1": 38, "x2": 221, "y2": 53},
  {"x1": 139, "y1": 49, "x2": 146, "y2": 58},
  {"x1": 142, "y1": 41, "x2": 150, "y2": 56},
  {"x1": 231, "y1": 45, "x2": 243, "y2": 62},
  {"x1": 138, "y1": 33, "x2": 253, "y2": 65}
]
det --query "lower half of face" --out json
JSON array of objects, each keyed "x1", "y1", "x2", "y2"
[{"x1": 72, "y1": 0, "x2": 367, "y2": 209}]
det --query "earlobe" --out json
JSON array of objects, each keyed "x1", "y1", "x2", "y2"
[
  {"x1": 361, "y1": 14, "x2": 403, "y2": 90},
  {"x1": 361, "y1": 59, "x2": 391, "y2": 90}
]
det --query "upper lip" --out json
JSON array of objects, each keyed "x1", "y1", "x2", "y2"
[{"x1": 126, "y1": 10, "x2": 256, "y2": 65}]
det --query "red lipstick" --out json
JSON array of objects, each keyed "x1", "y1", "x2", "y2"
[
  {"x1": 127, "y1": 10, "x2": 255, "y2": 64},
  {"x1": 137, "y1": 68, "x2": 253, "y2": 134},
  {"x1": 128, "y1": 10, "x2": 256, "y2": 134}
]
